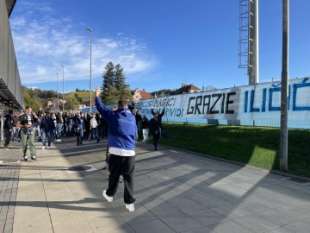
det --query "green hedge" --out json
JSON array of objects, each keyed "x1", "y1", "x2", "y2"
[{"x1": 160, "y1": 124, "x2": 310, "y2": 177}]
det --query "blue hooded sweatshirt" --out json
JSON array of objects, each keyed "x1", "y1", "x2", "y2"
[{"x1": 95, "y1": 97, "x2": 137, "y2": 151}]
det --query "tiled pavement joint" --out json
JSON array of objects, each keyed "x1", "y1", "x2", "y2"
[{"x1": 0, "y1": 164, "x2": 20, "y2": 233}]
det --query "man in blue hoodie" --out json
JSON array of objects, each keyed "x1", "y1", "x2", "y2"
[{"x1": 95, "y1": 89, "x2": 137, "y2": 212}]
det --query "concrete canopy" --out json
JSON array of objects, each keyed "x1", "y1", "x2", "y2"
[
  {"x1": 0, "y1": 0, "x2": 23, "y2": 109},
  {"x1": 5, "y1": 0, "x2": 16, "y2": 17}
]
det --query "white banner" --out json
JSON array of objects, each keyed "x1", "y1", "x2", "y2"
[{"x1": 137, "y1": 78, "x2": 310, "y2": 129}]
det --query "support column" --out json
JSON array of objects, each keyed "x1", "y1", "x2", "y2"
[{"x1": 248, "y1": 0, "x2": 259, "y2": 85}]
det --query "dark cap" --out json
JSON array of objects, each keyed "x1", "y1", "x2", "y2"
[{"x1": 118, "y1": 96, "x2": 130, "y2": 108}]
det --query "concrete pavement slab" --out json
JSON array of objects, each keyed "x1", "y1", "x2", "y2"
[{"x1": 1, "y1": 138, "x2": 310, "y2": 233}]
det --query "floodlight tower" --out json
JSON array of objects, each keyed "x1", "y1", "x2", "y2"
[{"x1": 239, "y1": 0, "x2": 259, "y2": 85}]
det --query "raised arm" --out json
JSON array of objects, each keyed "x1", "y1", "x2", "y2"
[
  {"x1": 95, "y1": 89, "x2": 112, "y2": 121},
  {"x1": 160, "y1": 108, "x2": 165, "y2": 117}
]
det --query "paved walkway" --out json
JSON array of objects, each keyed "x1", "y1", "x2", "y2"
[{"x1": 1, "y1": 139, "x2": 310, "y2": 233}]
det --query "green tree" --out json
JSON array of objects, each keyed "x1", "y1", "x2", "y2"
[
  {"x1": 22, "y1": 88, "x2": 42, "y2": 112},
  {"x1": 74, "y1": 92, "x2": 83, "y2": 103},
  {"x1": 101, "y1": 62, "x2": 117, "y2": 104},
  {"x1": 114, "y1": 64, "x2": 125, "y2": 91},
  {"x1": 101, "y1": 62, "x2": 132, "y2": 104},
  {"x1": 65, "y1": 94, "x2": 80, "y2": 110},
  {"x1": 114, "y1": 64, "x2": 132, "y2": 100}
]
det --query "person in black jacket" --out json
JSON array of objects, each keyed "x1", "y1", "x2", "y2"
[
  {"x1": 4, "y1": 110, "x2": 14, "y2": 148},
  {"x1": 142, "y1": 115, "x2": 149, "y2": 142},
  {"x1": 149, "y1": 111, "x2": 164, "y2": 151},
  {"x1": 73, "y1": 113, "x2": 85, "y2": 146},
  {"x1": 135, "y1": 110, "x2": 143, "y2": 141},
  {"x1": 40, "y1": 112, "x2": 55, "y2": 149},
  {"x1": 151, "y1": 108, "x2": 165, "y2": 147},
  {"x1": 151, "y1": 108, "x2": 165, "y2": 128},
  {"x1": 84, "y1": 113, "x2": 91, "y2": 140}
]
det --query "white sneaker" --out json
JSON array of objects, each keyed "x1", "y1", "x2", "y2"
[
  {"x1": 42, "y1": 146, "x2": 46, "y2": 150},
  {"x1": 125, "y1": 203, "x2": 135, "y2": 212},
  {"x1": 102, "y1": 190, "x2": 113, "y2": 202}
]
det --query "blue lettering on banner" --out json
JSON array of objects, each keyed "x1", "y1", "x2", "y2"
[
  {"x1": 187, "y1": 97, "x2": 195, "y2": 114},
  {"x1": 186, "y1": 92, "x2": 235, "y2": 115},
  {"x1": 176, "y1": 108, "x2": 183, "y2": 117},
  {"x1": 293, "y1": 78, "x2": 310, "y2": 111},
  {"x1": 244, "y1": 91, "x2": 248, "y2": 113},
  {"x1": 250, "y1": 90, "x2": 260, "y2": 112},
  {"x1": 269, "y1": 87, "x2": 281, "y2": 111},
  {"x1": 262, "y1": 88, "x2": 267, "y2": 112}
]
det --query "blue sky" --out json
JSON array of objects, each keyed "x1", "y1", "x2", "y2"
[{"x1": 11, "y1": 0, "x2": 310, "y2": 92}]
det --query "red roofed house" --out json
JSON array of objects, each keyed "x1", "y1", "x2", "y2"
[
  {"x1": 174, "y1": 84, "x2": 201, "y2": 94},
  {"x1": 132, "y1": 89, "x2": 152, "y2": 102}
]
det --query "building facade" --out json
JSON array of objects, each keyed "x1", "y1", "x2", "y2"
[{"x1": 0, "y1": 0, "x2": 23, "y2": 109}]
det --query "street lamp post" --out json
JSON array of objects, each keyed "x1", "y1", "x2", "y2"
[
  {"x1": 86, "y1": 27, "x2": 93, "y2": 111},
  {"x1": 57, "y1": 72, "x2": 59, "y2": 111},
  {"x1": 62, "y1": 65, "x2": 65, "y2": 112},
  {"x1": 279, "y1": 0, "x2": 289, "y2": 171}
]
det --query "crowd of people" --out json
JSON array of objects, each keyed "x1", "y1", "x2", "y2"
[
  {"x1": 1, "y1": 105, "x2": 165, "y2": 158},
  {"x1": 1, "y1": 108, "x2": 108, "y2": 160},
  {"x1": 1, "y1": 93, "x2": 166, "y2": 212}
]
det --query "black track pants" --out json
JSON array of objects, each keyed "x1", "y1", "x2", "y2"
[{"x1": 106, "y1": 154, "x2": 136, "y2": 204}]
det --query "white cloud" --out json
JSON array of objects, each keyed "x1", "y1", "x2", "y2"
[{"x1": 11, "y1": 1, "x2": 155, "y2": 85}]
